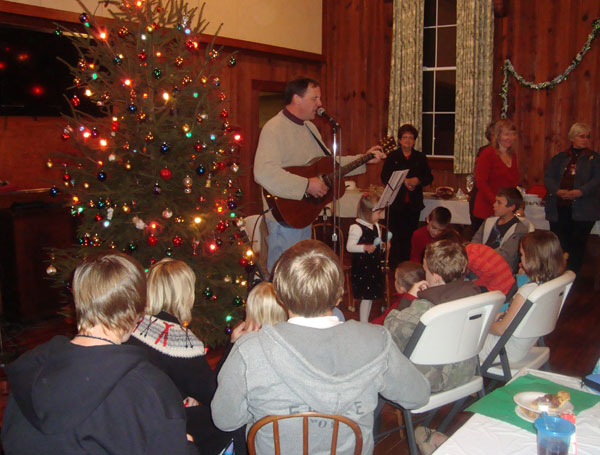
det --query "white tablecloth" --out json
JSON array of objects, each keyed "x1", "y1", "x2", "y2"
[
  {"x1": 330, "y1": 192, "x2": 600, "y2": 235},
  {"x1": 420, "y1": 197, "x2": 471, "y2": 225},
  {"x1": 433, "y1": 369, "x2": 600, "y2": 455}
]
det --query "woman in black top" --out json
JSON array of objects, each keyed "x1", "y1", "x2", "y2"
[{"x1": 381, "y1": 124, "x2": 434, "y2": 267}]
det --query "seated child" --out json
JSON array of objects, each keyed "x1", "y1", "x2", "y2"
[
  {"x1": 371, "y1": 261, "x2": 425, "y2": 325},
  {"x1": 465, "y1": 243, "x2": 516, "y2": 297},
  {"x1": 470, "y1": 187, "x2": 529, "y2": 272},
  {"x1": 410, "y1": 206, "x2": 452, "y2": 263},
  {"x1": 211, "y1": 240, "x2": 430, "y2": 455},
  {"x1": 384, "y1": 240, "x2": 481, "y2": 393},
  {"x1": 479, "y1": 231, "x2": 565, "y2": 365}
]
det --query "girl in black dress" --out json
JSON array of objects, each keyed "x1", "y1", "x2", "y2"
[{"x1": 346, "y1": 192, "x2": 390, "y2": 322}]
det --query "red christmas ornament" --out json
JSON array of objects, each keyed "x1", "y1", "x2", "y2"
[
  {"x1": 173, "y1": 236, "x2": 183, "y2": 247},
  {"x1": 95, "y1": 213, "x2": 103, "y2": 222},
  {"x1": 239, "y1": 257, "x2": 249, "y2": 267},
  {"x1": 111, "y1": 120, "x2": 120, "y2": 131},
  {"x1": 71, "y1": 95, "x2": 81, "y2": 107},
  {"x1": 138, "y1": 50, "x2": 147, "y2": 61},
  {"x1": 185, "y1": 39, "x2": 197, "y2": 51},
  {"x1": 147, "y1": 234, "x2": 158, "y2": 246},
  {"x1": 220, "y1": 109, "x2": 228, "y2": 119},
  {"x1": 194, "y1": 141, "x2": 203, "y2": 152},
  {"x1": 62, "y1": 173, "x2": 71, "y2": 182},
  {"x1": 61, "y1": 131, "x2": 70, "y2": 141},
  {"x1": 159, "y1": 167, "x2": 172, "y2": 180}
]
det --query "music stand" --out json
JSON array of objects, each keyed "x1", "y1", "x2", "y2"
[{"x1": 374, "y1": 169, "x2": 409, "y2": 211}]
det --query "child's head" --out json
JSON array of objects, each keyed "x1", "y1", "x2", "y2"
[
  {"x1": 493, "y1": 187, "x2": 523, "y2": 218},
  {"x1": 426, "y1": 207, "x2": 451, "y2": 239},
  {"x1": 246, "y1": 282, "x2": 287, "y2": 326},
  {"x1": 273, "y1": 239, "x2": 344, "y2": 317},
  {"x1": 146, "y1": 258, "x2": 195, "y2": 324},
  {"x1": 436, "y1": 227, "x2": 465, "y2": 244},
  {"x1": 394, "y1": 261, "x2": 426, "y2": 294},
  {"x1": 73, "y1": 252, "x2": 146, "y2": 340},
  {"x1": 423, "y1": 240, "x2": 468, "y2": 286},
  {"x1": 357, "y1": 192, "x2": 384, "y2": 223},
  {"x1": 520, "y1": 231, "x2": 565, "y2": 283}
]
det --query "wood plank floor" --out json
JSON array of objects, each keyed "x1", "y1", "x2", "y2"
[{"x1": 0, "y1": 237, "x2": 598, "y2": 454}]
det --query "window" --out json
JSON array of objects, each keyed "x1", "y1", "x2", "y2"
[{"x1": 422, "y1": 0, "x2": 456, "y2": 157}]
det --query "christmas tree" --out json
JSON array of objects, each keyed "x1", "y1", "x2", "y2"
[{"x1": 47, "y1": 0, "x2": 250, "y2": 347}]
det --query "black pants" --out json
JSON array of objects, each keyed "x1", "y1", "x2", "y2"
[
  {"x1": 550, "y1": 205, "x2": 594, "y2": 274},
  {"x1": 388, "y1": 208, "x2": 420, "y2": 268}
]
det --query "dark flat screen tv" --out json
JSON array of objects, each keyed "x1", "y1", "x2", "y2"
[{"x1": 0, "y1": 24, "x2": 100, "y2": 116}]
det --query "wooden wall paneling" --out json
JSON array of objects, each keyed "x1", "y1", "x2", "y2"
[
  {"x1": 492, "y1": 0, "x2": 600, "y2": 191},
  {"x1": 322, "y1": 0, "x2": 393, "y2": 192}
]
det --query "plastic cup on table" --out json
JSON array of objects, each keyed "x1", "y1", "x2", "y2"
[{"x1": 533, "y1": 413, "x2": 575, "y2": 455}]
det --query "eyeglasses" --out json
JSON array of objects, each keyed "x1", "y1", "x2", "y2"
[{"x1": 576, "y1": 134, "x2": 591, "y2": 139}]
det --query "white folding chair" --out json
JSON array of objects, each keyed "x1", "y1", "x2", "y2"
[
  {"x1": 480, "y1": 270, "x2": 576, "y2": 383},
  {"x1": 387, "y1": 291, "x2": 505, "y2": 455}
]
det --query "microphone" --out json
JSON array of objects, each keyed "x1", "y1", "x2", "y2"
[{"x1": 317, "y1": 108, "x2": 339, "y2": 127}]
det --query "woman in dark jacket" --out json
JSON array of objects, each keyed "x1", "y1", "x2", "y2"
[
  {"x1": 544, "y1": 122, "x2": 600, "y2": 273},
  {"x1": 381, "y1": 124, "x2": 433, "y2": 267}
]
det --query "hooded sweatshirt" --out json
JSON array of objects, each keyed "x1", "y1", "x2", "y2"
[
  {"x1": 1, "y1": 336, "x2": 196, "y2": 455},
  {"x1": 211, "y1": 321, "x2": 430, "y2": 455}
]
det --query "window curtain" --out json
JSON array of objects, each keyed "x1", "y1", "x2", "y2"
[
  {"x1": 454, "y1": 0, "x2": 494, "y2": 173},
  {"x1": 387, "y1": 0, "x2": 424, "y2": 148}
]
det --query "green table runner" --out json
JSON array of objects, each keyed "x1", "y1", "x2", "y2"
[{"x1": 466, "y1": 374, "x2": 600, "y2": 433}]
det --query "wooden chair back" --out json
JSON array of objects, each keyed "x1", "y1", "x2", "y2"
[{"x1": 247, "y1": 412, "x2": 363, "y2": 455}]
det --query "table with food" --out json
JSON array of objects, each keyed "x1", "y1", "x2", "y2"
[{"x1": 432, "y1": 368, "x2": 600, "y2": 455}]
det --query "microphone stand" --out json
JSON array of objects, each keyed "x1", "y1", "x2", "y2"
[{"x1": 330, "y1": 123, "x2": 341, "y2": 258}]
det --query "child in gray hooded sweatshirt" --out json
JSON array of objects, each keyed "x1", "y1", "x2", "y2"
[{"x1": 211, "y1": 239, "x2": 430, "y2": 455}]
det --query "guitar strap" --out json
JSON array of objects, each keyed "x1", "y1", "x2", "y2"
[{"x1": 306, "y1": 126, "x2": 331, "y2": 156}]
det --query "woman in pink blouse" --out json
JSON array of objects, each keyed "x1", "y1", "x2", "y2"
[{"x1": 473, "y1": 119, "x2": 520, "y2": 230}]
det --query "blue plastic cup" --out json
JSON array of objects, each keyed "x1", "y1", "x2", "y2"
[{"x1": 533, "y1": 414, "x2": 575, "y2": 455}]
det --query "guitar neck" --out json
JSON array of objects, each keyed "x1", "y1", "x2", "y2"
[{"x1": 325, "y1": 153, "x2": 374, "y2": 184}]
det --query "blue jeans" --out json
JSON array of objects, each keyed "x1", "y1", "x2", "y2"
[{"x1": 266, "y1": 218, "x2": 312, "y2": 273}]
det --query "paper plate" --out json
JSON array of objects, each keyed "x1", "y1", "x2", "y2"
[
  {"x1": 513, "y1": 391, "x2": 574, "y2": 416},
  {"x1": 515, "y1": 405, "x2": 537, "y2": 423}
]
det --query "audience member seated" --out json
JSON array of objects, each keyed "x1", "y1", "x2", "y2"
[
  {"x1": 470, "y1": 187, "x2": 529, "y2": 271},
  {"x1": 211, "y1": 240, "x2": 430, "y2": 455},
  {"x1": 410, "y1": 206, "x2": 452, "y2": 263},
  {"x1": 217, "y1": 281, "x2": 288, "y2": 369},
  {"x1": 479, "y1": 231, "x2": 565, "y2": 364},
  {"x1": 384, "y1": 240, "x2": 481, "y2": 393},
  {"x1": 127, "y1": 258, "x2": 232, "y2": 454},
  {"x1": 1, "y1": 253, "x2": 196, "y2": 454},
  {"x1": 465, "y1": 243, "x2": 516, "y2": 297},
  {"x1": 372, "y1": 261, "x2": 425, "y2": 325}
]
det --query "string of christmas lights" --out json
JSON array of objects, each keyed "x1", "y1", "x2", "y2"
[{"x1": 45, "y1": 0, "x2": 249, "y2": 346}]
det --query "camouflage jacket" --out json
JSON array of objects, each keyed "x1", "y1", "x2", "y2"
[{"x1": 384, "y1": 281, "x2": 480, "y2": 393}]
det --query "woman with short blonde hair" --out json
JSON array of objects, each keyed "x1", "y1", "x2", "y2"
[{"x1": 545, "y1": 121, "x2": 600, "y2": 272}]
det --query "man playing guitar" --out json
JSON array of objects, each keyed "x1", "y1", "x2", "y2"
[{"x1": 253, "y1": 77, "x2": 385, "y2": 272}]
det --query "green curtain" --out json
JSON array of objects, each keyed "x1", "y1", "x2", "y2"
[
  {"x1": 454, "y1": 0, "x2": 494, "y2": 173},
  {"x1": 388, "y1": 0, "x2": 424, "y2": 149}
]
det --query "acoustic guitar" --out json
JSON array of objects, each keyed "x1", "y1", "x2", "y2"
[{"x1": 263, "y1": 136, "x2": 397, "y2": 228}]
